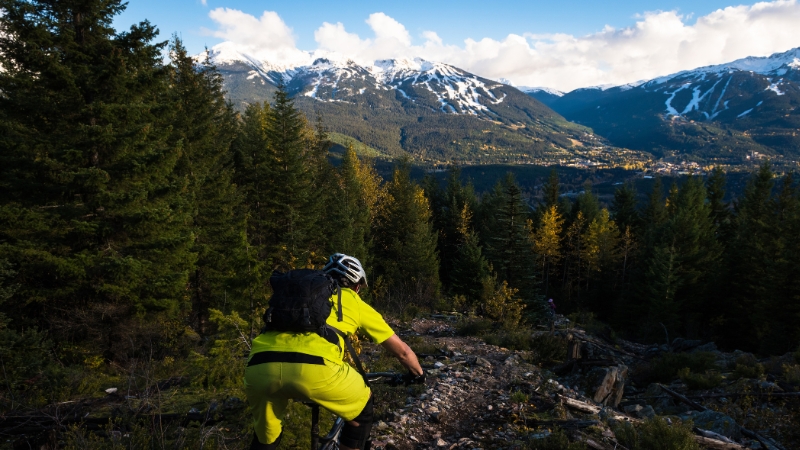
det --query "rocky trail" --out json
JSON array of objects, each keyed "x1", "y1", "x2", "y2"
[
  {"x1": 2, "y1": 315, "x2": 798, "y2": 449},
  {"x1": 364, "y1": 316, "x2": 800, "y2": 450}
]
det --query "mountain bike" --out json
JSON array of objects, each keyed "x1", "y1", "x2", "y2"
[{"x1": 306, "y1": 372, "x2": 423, "y2": 450}]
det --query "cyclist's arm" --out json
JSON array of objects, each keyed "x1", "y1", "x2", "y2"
[{"x1": 380, "y1": 334, "x2": 424, "y2": 376}]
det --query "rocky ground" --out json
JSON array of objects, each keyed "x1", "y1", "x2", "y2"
[
  {"x1": 2, "y1": 315, "x2": 798, "y2": 449},
  {"x1": 363, "y1": 316, "x2": 800, "y2": 450}
]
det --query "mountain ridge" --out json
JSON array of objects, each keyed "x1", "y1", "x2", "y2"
[
  {"x1": 526, "y1": 47, "x2": 800, "y2": 162},
  {"x1": 204, "y1": 43, "x2": 635, "y2": 166}
]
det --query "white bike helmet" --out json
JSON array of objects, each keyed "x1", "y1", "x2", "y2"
[{"x1": 323, "y1": 253, "x2": 368, "y2": 286}]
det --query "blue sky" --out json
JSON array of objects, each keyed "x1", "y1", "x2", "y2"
[
  {"x1": 116, "y1": 0, "x2": 742, "y2": 53},
  {"x1": 114, "y1": 0, "x2": 800, "y2": 90}
]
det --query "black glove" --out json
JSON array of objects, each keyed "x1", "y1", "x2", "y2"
[{"x1": 403, "y1": 371, "x2": 426, "y2": 386}]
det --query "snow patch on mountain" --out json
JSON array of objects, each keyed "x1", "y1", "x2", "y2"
[
  {"x1": 766, "y1": 81, "x2": 785, "y2": 96},
  {"x1": 664, "y1": 84, "x2": 691, "y2": 116},
  {"x1": 520, "y1": 86, "x2": 565, "y2": 97},
  {"x1": 206, "y1": 43, "x2": 512, "y2": 117},
  {"x1": 650, "y1": 47, "x2": 800, "y2": 85}
]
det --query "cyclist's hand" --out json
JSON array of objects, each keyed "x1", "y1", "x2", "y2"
[{"x1": 402, "y1": 371, "x2": 426, "y2": 386}]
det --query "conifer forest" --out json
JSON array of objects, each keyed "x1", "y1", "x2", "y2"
[{"x1": 2, "y1": 1, "x2": 800, "y2": 448}]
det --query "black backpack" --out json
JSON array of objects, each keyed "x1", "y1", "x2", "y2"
[
  {"x1": 261, "y1": 269, "x2": 367, "y2": 377},
  {"x1": 263, "y1": 269, "x2": 342, "y2": 334}
]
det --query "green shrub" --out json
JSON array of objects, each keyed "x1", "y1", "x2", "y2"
[
  {"x1": 529, "y1": 333, "x2": 568, "y2": 365},
  {"x1": 567, "y1": 311, "x2": 616, "y2": 341},
  {"x1": 732, "y1": 363, "x2": 765, "y2": 380},
  {"x1": 403, "y1": 335, "x2": 440, "y2": 356},
  {"x1": 677, "y1": 368, "x2": 724, "y2": 390},
  {"x1": 401, "y1": 304, "x2": 421, "y2": 322},
  {"x1": 636, "y1": 352, "x2": 720, "y2": 384},
  {"x1": 731, "y1": 354, "x2": 765, "y2": 380},
  {"x1": 484, "y1": 330, "x2": 533, "y2": 351},
  {"x1": 613, "y1": 417, "x2": 700, "y2": 450},
  {"x1": 456, "y1": 317, "x2": 495, "y2": 336},
  {"x1": 783, "y1": 364, "x2": 800, "y2": 385}
]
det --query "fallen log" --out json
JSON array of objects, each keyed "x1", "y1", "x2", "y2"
[
  {"x1": 694, "y1": 435, "x2": 747, "y2": 450},
  {"x1": 657, "y1": 384, "x2": 706, "y2": 411},
  {"x1": 532, "y1": 419, "x2": 601, "y2": 429},
  {"x1": 568, "y1": 331, "x2": 645, "y2": 361},
  {"x1": 558, "y1": 394, "x2": 750, "y2": 450},
  {"x1": 657, "y1": 384, "x2": 785, "y2": 450},
  {"x1": 557, "y1": 395, "x2": 639, "y2": 423}
]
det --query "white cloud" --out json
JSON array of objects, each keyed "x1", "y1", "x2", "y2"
[
  {"x1": 206, "y1": 8, "x2": 308, "y2": 65},
  {"x1": 208, "y1": 1, "x2": 800, "y2": 91}
]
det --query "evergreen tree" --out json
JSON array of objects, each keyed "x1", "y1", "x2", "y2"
[
  {"x1": 373, "y1": 161, "x2": 439, "y2": 309},
  {"x1": 664, "y1": 177, "x2": 721, "y2": 334},
  {"x1": 0, "y1": 0, "x2": 194, "y2": 356},
  {"x1": 450, "y1": 228, "x2": 491, "y2": 307},
  {"x1": 262, "y1": 83, "x2": 320, "y2": 269},
  {"x1": 485, "y1": 174, "x2": 535, "y2": 298},
  {"x1": 541, "y1": 169, "x2": 561, "y2": 211},
  {"x1": 642, "y1": 177, "x2": 668, "y2": 234},
  {"x1": 640, "y1": 243, "x2": 681, "y2": 340},
  {"x1": 581, "y1": 209, "x2": 621, "y2": 315},
  {"x1": 706, "y1": 167, "x2": 732, "y2": 240},
  {"x1": 775, "y1": 173, "x2": 800, "y2": 352},
  {"x1": 232, "y1": 102, "x2": 271, "y2": 261},
  {"x1": 430, "y1": 168, "x2": 478, "y2": 292},
  {"x1": 167, "y1": 39, "x2": 244, "y2": 333},
  {"x1": 723, "y1": 163, "x2": 777, "y2": 350},
  {"x1": 611, "y1": 183, "x2": 641, "y2": 233},
  {"x1": 572, "y1": 181, "x2": 601, "y2": 225}
]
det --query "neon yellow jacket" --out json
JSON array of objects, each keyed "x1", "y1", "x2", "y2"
[{"x1": 248, "y1": 288, "x2": 394, "y2": 364}]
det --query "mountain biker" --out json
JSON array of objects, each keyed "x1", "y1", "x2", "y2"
[{"x1": 245, "y1": 253, "x2": 425, "y2": 450}]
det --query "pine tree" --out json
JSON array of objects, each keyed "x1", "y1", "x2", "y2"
[
  {"x1": 232, "y1": 101, "x2": 271, "y2": 261},
  {"x1": 166, "y1": 39, "x2": 245, "y2": 333},
  {"x1": 723, "y1": 163, "x2": 777, "y2": 350},
  {"x1": 486, "y1": 174, "x2": 535, "y2": 298},
  {"x1": 373, "y1": 161, "x2": 439, "y2": 309},
  {"x1": 572, "y1": 181, "x2": 600, "y2": 225},
  {"x1": 262, "y1": 83, "x2": 319, "y2": 269},
  {"x1": 430, "y1": 168, "x2": 478, "y2": 292},
  {"x1": 706, "y1": 168, "x2": 731, "y2": 240},
  {"x1": 775, "y1": 173, "x2": 800, "y2": 352},
  {"x1": 450, "y1": 230, "x2": 491, "y2": 307},
  {"x1": 0, "y1": 0, "x2": 194, "y2": 355},
  {"x1": 640, "y1": 243, "x2": 681, "y2": 340},
  {"x1": 642, "y1": 177, "x2": 668, "y2": 234},
  {"x1": 611, "y1": 183, "x2": 641, "y2": 233},
  {"x1": 542, "y1": 169, "x2": 561, "y2": 211}
]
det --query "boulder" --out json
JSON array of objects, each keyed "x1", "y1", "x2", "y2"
[
  {"x1": 587, "y1": 365, "x2": 628, "y2": 407},
  {"x1": 671, "y1": 338, "x2": 704, "y2": 352},
  {"x1": 692, "y1": 342, "x2": 719, "y2": 353},
  {"x1": 690, "y1": 410, "x2": 742, "y2": 440},
  {"x1": 623, "y1": 404, "x2": 656, "y2": 419}
]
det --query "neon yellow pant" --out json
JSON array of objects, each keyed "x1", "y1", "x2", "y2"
[{"x1": 244, "y1": 359, "x2": 371, "y2": 445}]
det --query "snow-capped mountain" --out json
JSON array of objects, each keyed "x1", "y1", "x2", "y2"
[
  {"x1": 205, "y1": 43, "x2": 600, "y2": 162},
  {"x1": 530, "y1": 47, "x2": 800, "y2": 161},
  {"x1": 207, "y1": 43, "x2": 517, "y2": 118}
]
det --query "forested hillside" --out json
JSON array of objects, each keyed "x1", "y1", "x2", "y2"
[
  {"x1": 2, "y1": 1, "x2": 800, "y2": 448},
  {"x1": 530, "y1": 48, "x2": 800, "y2": 163}
]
